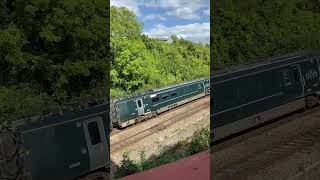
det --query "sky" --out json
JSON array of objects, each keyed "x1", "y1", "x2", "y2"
[{"x1": 110, "y1": 0, "x2": 210, "y2": 44}]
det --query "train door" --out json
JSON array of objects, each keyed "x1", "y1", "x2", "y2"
[
  {"x1": 136, "y1": 98, "x2": 145, "y2": 115},
  {"x1": 290, "y1": 64, "x2": 304, "y2": 97},
  {"x1": 317, "y1": 58, "x2": 320, "y2": 82},
  {"x1": 302, "y1": 59, "x2": 319, "y2": 92},
  {"x1": 201, "y1": 80, "x2": 207, "y2": 92},
  {"x1": 83, "y1": 117, "x2": 109, "y2": 170}
]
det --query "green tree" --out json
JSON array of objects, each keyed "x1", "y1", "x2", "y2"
[{"x1": 0, "y1": 0, "x2": 109, "y2": 122}]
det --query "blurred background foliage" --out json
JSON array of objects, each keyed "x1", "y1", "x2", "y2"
[
  {"x1": 212, "y1": 0, "x2": 320, "y2": 66},
  {"x1": 0, "y1": 0, "x2": 108, "y2": 123}
]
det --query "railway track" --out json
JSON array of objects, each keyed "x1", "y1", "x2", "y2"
[
  {"x1": 110, "y1": 96, "x2": 210, "y2": 137},
  {"x1": 215, "y1": 128, "x2": 320, "y2": 179},
  {"x1": 78, "y1": 171, "x2": 110, "y2": 180},
  {"x1": 111, "y1": 100, "x2": 210, "y2": 153},
  {"x1": 212, "y1": 106, "x2": 320, "y2": 180}
]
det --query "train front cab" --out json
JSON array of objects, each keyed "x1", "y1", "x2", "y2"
[{"x1": 18, "y1": 106, "x2": 110, "y2": 180}]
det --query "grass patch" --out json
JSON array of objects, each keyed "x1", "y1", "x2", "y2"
[{"x1": 114, "y1": 127, "x2": 210, "y2": 178}]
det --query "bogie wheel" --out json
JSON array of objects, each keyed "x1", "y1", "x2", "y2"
[
  {"x1": 306, "y1": 95, "x2": 318, "y2": 109},
  {"x1": 81, "y1": 172, "x2": 109, "y2": 180}
]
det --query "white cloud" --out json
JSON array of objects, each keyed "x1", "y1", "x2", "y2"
[
  {"x1": 144, "y1": 23, "x2": 210, "y2": 43},
  {"x1": 145, "y1": 0, "x2": 206, "y2": 9},
  {"x1": 166, "y1": 7, "x2": 200, "y2": 20},
  {"x1": 143, "y1": 14, "x2": 166, "y2": 21},
  {"x1": 111, "y1": 0, "x2": 210, "y2": 20},
  {"x1": 145, "y1": 0, "x2": 209, "y2": 20},
  {"x1": 111, "y1": 0, "x2": 140, "y2": 16},
  {"x1": 203, "y1": 8, "x2": 210, "y2": 16},
  {"x1": 111, "y1": 0, "x2": 210, "y2": 43}
]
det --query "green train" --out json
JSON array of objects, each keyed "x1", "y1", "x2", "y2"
[
  {"x1": 0, "y1": 103, "x2": 110, "y2": 180},
  {"x1": 111, "y1": 78, "x2": 210, "y2": 128},
  {"x1": 211, "y1": 51, "x2": 320, "y2": 141}
]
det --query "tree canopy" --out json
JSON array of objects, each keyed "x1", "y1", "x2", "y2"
[
  {"x1": 0, "y1": 0, "x2": 108, "y2": 122},
  {"x1": 212, "y1": 0, "x2": 320, "y2": 66}
]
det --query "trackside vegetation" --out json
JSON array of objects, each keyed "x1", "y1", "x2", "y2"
[{"x1": 114, "y1": 128, "x2": 210, "y2": 178}]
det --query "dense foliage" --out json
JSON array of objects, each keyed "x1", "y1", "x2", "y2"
[
  {"x1": 110, "y1": 6, "x2": 210, "y2": 98},
  {"x1": 212, "y1": 0, "x2": 320, "y2": 66},
  {"x1": 0, "y1": 0, "x2": 108, "y2": 122}
]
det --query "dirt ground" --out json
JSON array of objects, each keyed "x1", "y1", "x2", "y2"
[{"x1": 110, "y1": 97, "x2": 210, "y2": 177}]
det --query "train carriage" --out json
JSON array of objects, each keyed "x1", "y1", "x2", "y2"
[
  {"x1": 0, "y1": 103, "x2": 110, "y2": 180},
  {"x1": 112, "y1": 78, "x2": 210, "y2": 128},
  {"x1": 211, "y1": 51, "x2": 320, "y2": 141}
]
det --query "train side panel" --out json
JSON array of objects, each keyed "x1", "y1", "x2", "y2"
[
  {"x1": 12, "y1": 104, "x2": 110, "y2": 180},
  {"x1": 212, "y1": 57, "x2": 309, "y2": 140},
  {"x1": 113, "y1": 78, "x2": 210, "y2": 128},
  {"x1": 152, "y1": 82, "x2": 205, "y2": 114},
  {"x1": 116, "y1": 100, "x2": 138, "y2": 124},
  {"x1": 22, "y1": 120, "x2": 90, "y2": 180}
]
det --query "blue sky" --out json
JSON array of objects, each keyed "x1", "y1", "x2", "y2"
[{"x1": 111, "y1": 0, "x2": 210, "y2": 43}]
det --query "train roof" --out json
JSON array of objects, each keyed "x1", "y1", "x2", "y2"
[
  {"x1": 211, "y1": 50, "x2": 320, "y2": 77},
  {"x1": 2, "y1": 102, "x2": 110, "y2": 132},
  {"x1": 152, "y1": 77, "x2": 209, "y2": 92},
  {"x1": 115, "y1": 77, "x2": 209, "y2": 102}
]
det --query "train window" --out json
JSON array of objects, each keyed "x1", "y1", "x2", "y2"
[
  {"x1": 152, "y1": 97, "x2": 159, "y2": 102},
  {"x1": 162, "y1": 94, "x2": 168, "y2": 99},
  {"x1": 282, "y1": 69, "x2": 292, "y2": 86},
  {"x1": 137, "y1": 100, "x2": 142, "y2": 107},
  {"x1": 171, "y1": 92, "x2": 177, "y2": 96},
  {"x1": 87, "y1": 121, "x2": 101, "y2": 145}
]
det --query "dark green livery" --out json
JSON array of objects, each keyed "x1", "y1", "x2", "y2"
[
  {"x1": 0, "y1": 103, "x2": 110, "y2": 180},
  {"x1": 111, "y1": 78, "x2": 210, "y2": 128},
  {"x1": 211, "y1": 51, "x2": 320, "y2": 141}
]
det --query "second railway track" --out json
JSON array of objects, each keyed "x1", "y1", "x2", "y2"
[{"x1": 212, "y1": 105, "x2": 320, "y2": 180}]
